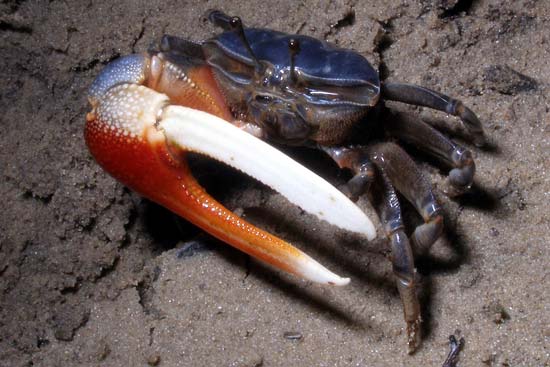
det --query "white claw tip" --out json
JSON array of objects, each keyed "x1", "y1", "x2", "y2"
[
  {"x1": 298, "y1": 255, "x2": 350, "y2": 286},
  {"x1": 330, "y1": 277, "x2": 351, "y2": 287}
]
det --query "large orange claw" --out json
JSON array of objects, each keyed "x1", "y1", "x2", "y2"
[{"x1": 85, "y1": 54, "x2": 375, "y2": 285}]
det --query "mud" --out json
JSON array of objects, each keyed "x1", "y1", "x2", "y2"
[{"x1": 1, "y1": 1, "x2": 548, "y2": 366}]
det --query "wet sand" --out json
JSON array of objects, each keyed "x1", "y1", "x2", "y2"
[{"x1": 1, "y1": 1, "x2": 548, "y2": 366}]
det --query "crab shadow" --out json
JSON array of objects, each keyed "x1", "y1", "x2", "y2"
[
  {"x1": 189, "y1": 234, "x2": 376, "y2": 330},
  {"x1": 140, "y1": 142, "x2": 497, "y2": 345},
  {"x1": 240, "y1": 195, "x2": 473, "y2": 342}
]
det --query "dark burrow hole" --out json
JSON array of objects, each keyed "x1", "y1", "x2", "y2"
[
  {"x1": 440, "y1": 0, "x2": 475, "y2": 18},
  {"x1": 331, "y1": 10, "x2": 356, "y2": 29}
]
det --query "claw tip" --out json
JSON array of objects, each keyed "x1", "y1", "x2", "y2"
[{"x1": 298, "y1": 255, "x2": 350, "y2": 286}]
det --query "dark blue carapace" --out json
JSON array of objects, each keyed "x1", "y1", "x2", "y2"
[
  {"x1": 210, "y1": 29, "x2": 380, "y2": 90},
  {"x1": 197, "y1": 25, "x2": 382, "y2": 144}
]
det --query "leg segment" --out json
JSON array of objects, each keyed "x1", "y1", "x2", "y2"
[
  {"x1": 367, "y1": 142, "x2": 444, "y2": 253},
  {"x1": 368, "y1": 168, "x2": 421, "y2": 353},
  {"x1": 381, "y1": 82, "x2": 485, "y2": 146},
  {"x1": 385, "y1": 111, "x2": 476, "y2": 197},
  {"x1": 322, "y1": 146, "x2": 375, "y2": 202},
  {"x1": 323, "y1": 144, "x2": 427, "y2": 352}
]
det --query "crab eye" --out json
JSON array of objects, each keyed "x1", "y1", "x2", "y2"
[{"x1": 255, "y1": 95, "x2": 273, "y2": 104}]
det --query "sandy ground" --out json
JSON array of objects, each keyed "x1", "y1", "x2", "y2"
[{"x1": 1, "y1": 0, "x2": 549, "y2": 366}]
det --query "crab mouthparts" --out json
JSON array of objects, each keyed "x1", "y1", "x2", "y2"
[{"x1": 86, "y1": 83, "x2": 375, "y2": 286}]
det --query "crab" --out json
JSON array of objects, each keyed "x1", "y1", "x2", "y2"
[{"x1": 85, "y1": 10, "x2": 484, "y2": 354}]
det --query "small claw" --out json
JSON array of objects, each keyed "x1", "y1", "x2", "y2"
[{"x1": 85, "y1": 81, "x2": 355, "y2": 286}]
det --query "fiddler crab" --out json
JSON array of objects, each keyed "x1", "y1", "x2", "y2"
[{"x1": 85, "y1": 10, "x2": 484, "y2": 354}]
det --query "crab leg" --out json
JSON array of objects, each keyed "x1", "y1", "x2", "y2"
[
  {"x1": 85, "y1": 54, "x2": 375, "y2": 285},
  {"x1": 381, "y1": 83, "x2": 485, "y2": 146}
]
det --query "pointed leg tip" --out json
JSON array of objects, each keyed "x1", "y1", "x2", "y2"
[
  {"x1": 473, "y1": 134, "x2": 486, "y2": 148},
  {"x1": 406, "y1": 318, "x2": 422, "y2": 354}
]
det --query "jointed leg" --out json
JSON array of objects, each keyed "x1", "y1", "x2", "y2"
[
  {"x1": 385, "y1": 111, "x2": 476, "y2": 197},
  {"x1": 381, "y1": 82, "x2": 485, "y2": 147},
  {"x1": 367, "y1": 142, "x2": 444, "y2": 253},
  {"x1": 322, "y1": 146, "x2": 375, "y2": 202},
  {"x1": 323, "y1": 144, "x2": 428, "y2": 352},
  {"x1": 368, "y1": 168, "x2": 421, "y2": 353}
]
